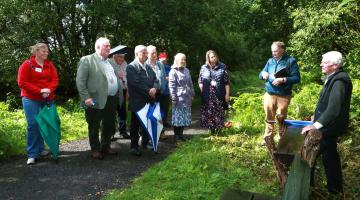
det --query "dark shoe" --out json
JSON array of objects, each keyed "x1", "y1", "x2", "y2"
[
  {"x1": 159, "y1": 131, "x2": 168, "y2": 140},
  {"x1": 163, "y1": 122, "x2": 171, "y2": 128},
  {"x1": 141, "y1": 137, "x2": 150, "y2": 149},
  {"x1": 174, "y1": 135, "x2": 179, "y2": 143},
  {"x1": 130, "y1": 148, "x2": 142, "y2": 156},
  {"x1": 178, "y1": 135, "x2": 187, "y2": 141},
  {"x1": 142, "y1": 143, "x2": 153, "y2": 150},
  {"x1": 120, "y1": 132, "x2": 131, "y2": 139},
  {"x1": 102, "y1": 148, "x2": 117, "y2": 155},
  {"x1": 91, "y1": 151, "x2": 104, "y2": 160}
]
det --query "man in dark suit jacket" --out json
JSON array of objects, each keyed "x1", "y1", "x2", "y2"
[
  {"x1": 126, "y1": 45, "x2": 159, "y2": 156},
  {"x1": 302, "y1": 51, "x2": 352, "y2": 195},
  {"x1": 76, "y1": 37, "x2": 124, "y2": 160}
]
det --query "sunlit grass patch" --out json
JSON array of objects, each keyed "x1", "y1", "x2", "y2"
[{"x1": 106, "y1": 133, "x2": 280, "y2": 200}]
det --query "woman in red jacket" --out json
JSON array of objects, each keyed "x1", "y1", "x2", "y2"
[{"x1": 17, "y1": 43, "x2": 59, "y2": 165}]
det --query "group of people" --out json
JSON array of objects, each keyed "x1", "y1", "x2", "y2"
[
  {"x1": 259, "y1": 41, "x2": 352, "y2": 195},
  {"x1": 17, "y1": 38, "x2": 352, "y2": 196},
  {"x1": 17, "y1": 37, "x2": 231, "y2": 162}
]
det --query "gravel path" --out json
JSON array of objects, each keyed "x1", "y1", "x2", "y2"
[{"x1": 0, "y1": 110, "x2": 207, "y2": 200}]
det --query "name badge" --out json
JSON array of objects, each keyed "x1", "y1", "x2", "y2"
[
  {"x1": 35, "y1": 67, "x2": 42, "y2": 73},
  {"x1": 211, "y1": 80, "x2": 217, "y2": 86}
]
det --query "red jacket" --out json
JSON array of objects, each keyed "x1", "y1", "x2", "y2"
[{"x1": 17, "y1": 56, "x2": 59, "y2": 101}]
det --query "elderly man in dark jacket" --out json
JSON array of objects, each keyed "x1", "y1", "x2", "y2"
[
  {"x1": 302, "y1": 51, "x2": 353, "y2": 195},
  {"x1": 126, "y1": 45, "x2": 159, "y2": 156}
]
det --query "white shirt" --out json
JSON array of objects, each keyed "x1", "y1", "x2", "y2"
[{"x1": 97, "y1": 54, "x2": 118, "y2": 96}]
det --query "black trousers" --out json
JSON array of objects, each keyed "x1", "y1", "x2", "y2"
[
  {"x1": 117, "y1": 89, "x2": 127, "y2": 133},
  {"x1": 173, "y1": 126, "x2": 184, "y2": 135},
  {"x1": 130, "y1": 112, "x2": 149, "y2": 148},
  {"x1": 158, "y1": 94, "x2": 170, "y2": 126},
  {"x1": 85, "y1": 95, "x2": 118, "y2": 151},
  {"x1": 311, "y1": 137, "x2": 343, "y2": 194}
]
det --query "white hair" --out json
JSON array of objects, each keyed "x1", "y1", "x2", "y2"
[
  {"x1": 146, "y1": 45, "x2": 156, "y2": 53},
  {"x1": 94, "y1": 37, "x2": 110, "y2": 53},
  {"x1": 172, "y1": 53, "x2": 186, "y2": 68},
  {"x1": 134, "y1": 45, "x2": 147, "y2": 55},
  {"x1": 174, "y1": 53, "x2": 186, "y2": 61},
  {"x1": 322, "y1": 51, "x2": 343, "y2": 66}
]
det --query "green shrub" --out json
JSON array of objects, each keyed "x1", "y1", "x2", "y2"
[
  {"x1": 0, "y1": 102, "x2": 26, "y2": 158},
  {"x1": 288, "y1": 83, "x2": 322, "y2": 120},
  {"x1": 349, "y1": 79, "x2": 360, "y2": 145},
  {"x1": 229, "y1": 70, "x2": 263, "y2": 95},
  {"x1": 0, "y1": 100, "x2": 88, "y2": 160},
  {"x1": 61, "y1": 98, "x2": 84, "y2": 113},
  {"x1": 230, "y1": 93, "x2": 264, "y2": 135}
]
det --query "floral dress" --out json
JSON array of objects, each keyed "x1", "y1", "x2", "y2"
[{"x1": 198, "y1": 63, "x2": 229, "y2": 129}]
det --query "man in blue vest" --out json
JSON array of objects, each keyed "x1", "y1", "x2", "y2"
[{"x1": 259, "y1": 41, "x2": 300, "y2": 145}]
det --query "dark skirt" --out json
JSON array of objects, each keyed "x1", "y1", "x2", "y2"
[{"x1": 200, "y1": 85, "x2": 225, "y2": 129}]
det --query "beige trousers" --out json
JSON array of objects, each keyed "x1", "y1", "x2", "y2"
[{"x1": 263, "y1": 93, "x2": 291, "y2": 138}]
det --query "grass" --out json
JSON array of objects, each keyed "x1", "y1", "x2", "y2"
[
  {"x1": 0, "y1": 99, "x2": 88, "y2": 159},
  {"x1": 105, "y1": 70, "x2": 281, "y2": 199},
  {"x1": 105, "y1": 133, "x2": 280, "y2": 200},
  {"x1": 105, "y1": 69, "x2": 360, "y2": 199}
]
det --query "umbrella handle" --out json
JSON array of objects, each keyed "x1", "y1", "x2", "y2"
[{"x1": 45, "y1": 98, "x2": 51, "y2": 107}]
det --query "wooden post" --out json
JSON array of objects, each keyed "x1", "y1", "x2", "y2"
[{"x1": 264, "y1": 114, "x2": 288, "y2": 186}]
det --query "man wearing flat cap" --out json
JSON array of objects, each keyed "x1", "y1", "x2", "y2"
[{"x1": 110, "y1": 48, "x2": 131, "y2": 140}]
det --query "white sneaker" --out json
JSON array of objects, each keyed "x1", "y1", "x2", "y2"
[
  {"x1": 26, "y1": 158, "x2": 35, "y2": 165},
  {"x1": 39, "y1": 150, "x2": 50, "y2": 156}
]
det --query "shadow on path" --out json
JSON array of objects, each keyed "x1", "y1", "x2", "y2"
[{"x1": 0, "y1": 109, "x2": 207, "y2": 200}]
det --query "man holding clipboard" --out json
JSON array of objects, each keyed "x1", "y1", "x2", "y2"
[{"x1": 259, "y1": 41, "x2": 300, "y2": 145}]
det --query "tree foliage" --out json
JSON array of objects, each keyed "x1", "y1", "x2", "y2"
[
  {"x1": 288, "y1": 0, "x2": 359, "y2": 80},
  {"x1": 0, "y1": 0, "x2": 358, "y2": 103},
  {"x1": 0, "y1": 0, "x2": 297, "y2": 102}
]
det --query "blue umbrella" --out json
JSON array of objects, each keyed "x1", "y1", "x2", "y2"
[
  {"x1": 136, "y1": 102, "x2": 163, "y2": 152},
  {"x1": 284, "y1": 120, "x2": 313, "y2": 128}
]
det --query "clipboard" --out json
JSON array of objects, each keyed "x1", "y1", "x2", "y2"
[{"x1": 274, "y1": 67, "x2": 290, "y2": 78}]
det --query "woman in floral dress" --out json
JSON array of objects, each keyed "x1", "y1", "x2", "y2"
[
  {"x1": 198, "y1": 50, "x2": 230, "y2": 134},
  {"x1": 168, "y1": 53, "x2": 195, "y2": 141}
]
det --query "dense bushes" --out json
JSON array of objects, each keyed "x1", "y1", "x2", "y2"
[{"x1": 288, "y1": 0, "x2": 359, "y2": 80}]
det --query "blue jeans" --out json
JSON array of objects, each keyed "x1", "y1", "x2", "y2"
[{"x1": 22, "y1": 97, "x2": 53, "y2": 158}]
